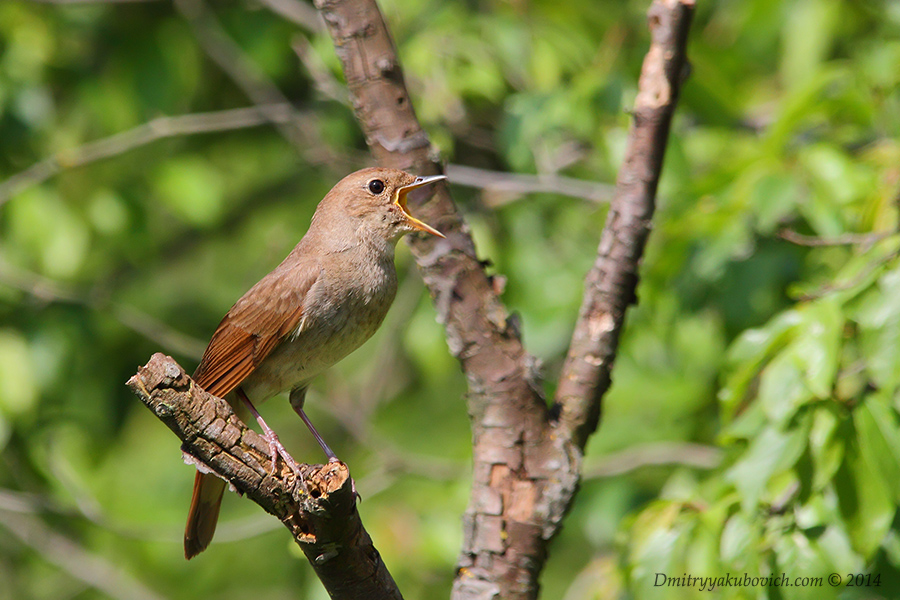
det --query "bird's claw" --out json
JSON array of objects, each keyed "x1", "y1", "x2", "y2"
[{"x1": 262, "y1": 430, "x2": 306, "y2": 489}]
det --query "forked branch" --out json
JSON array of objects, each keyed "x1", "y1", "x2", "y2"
[{"x1": 312, "y1": 0, "x2": 695, "y2": 598}]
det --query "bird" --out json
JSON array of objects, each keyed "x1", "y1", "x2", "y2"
[{"x1": 184, "y1": 167, "x2": 446, "y2": 559}]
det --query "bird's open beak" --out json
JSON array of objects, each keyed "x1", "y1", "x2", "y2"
[{"x1": 396, "y1": 175, "x2": 447, "y2": 238}]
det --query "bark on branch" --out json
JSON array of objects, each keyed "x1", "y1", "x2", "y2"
[
  {"x1": 554, "y1": 0, "x2": 695, "y2": 449},
  {"x1": 311, "y1": 0, "x2": 693, "y2": 597},
  {"x1": 126, "y1": 353, "x2": 402, "y2": 600},
  {"x1": 312, "y1": 1, "x2": 564, "y2": 597}
]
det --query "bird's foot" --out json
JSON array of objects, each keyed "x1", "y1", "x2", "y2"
[
  {"x1": 261, "y1": 430, "x2": 311, "y2": 495},
  {"x1": 236, "y1": 388, "x2": 305, "y2": 488},
  {"x1": 263, "y1": 429, "x2": 302, "y2": 479}
]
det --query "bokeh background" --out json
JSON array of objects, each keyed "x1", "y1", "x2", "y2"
[{"x1": 1, "y1": 0, "x2": 900, "y2": 598}]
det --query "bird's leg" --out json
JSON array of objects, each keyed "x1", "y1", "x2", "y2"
[
  {"x1": 289, "y1": 387, "x2": 338, "y2": 463},
  {"x1": 290, "y1": 388, "x2": 359, "y2": 499},
  {"x1": 236, "y1": 387, "x2": 302, "y2": 479}
]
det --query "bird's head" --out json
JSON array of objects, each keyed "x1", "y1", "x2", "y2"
[{"x1": 314, "y1": 167, "x2": 446, "y2": 246}]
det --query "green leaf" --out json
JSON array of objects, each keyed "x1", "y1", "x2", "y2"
[
  {"x1": 773, "y1": 531, "x2": 837, "y2": 600},
  {"x1": 725, "y1": 300, "x2": 842, "y2": 426},
  {"x1": 719, "y1": 512, "x2": 753, "y2": 564},
  {"x1": 854, "y1": 395, "x2": 900, "y2": 502},
  {"x1": 757, "y1": 353, "x2": 814, "y2": 426},
  {"x1": 751, "y1": 170, "x2": 800, "y2": 234},
  {"x1": 720, "y1": 310, "x2": 803, "y2": 419},
  {"x1": 808, "y1": 406, "x2": 844, "y2": 491},
  {"x1": 726, "y1": 419, "x2": 810, "y2": 512},
  {"x1": 852, "y1": 264, "x2": 900, "y2": 393},
  {"x1": 791, "y1": 300, "x2": 843, "y2": 400},
  {"x1": 779, "y1": 0, "x2": 839, "y2": 89},
  {"x1": 626, "y1": 501, "x2": 694, "y2": 600},
  {"x1": 834, "y1": 417, "x2": 894, "y2": 557}
]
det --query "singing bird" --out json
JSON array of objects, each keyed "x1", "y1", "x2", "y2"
[{"x1": 184, "y1": 167, "x2": 445, "y2": 558}]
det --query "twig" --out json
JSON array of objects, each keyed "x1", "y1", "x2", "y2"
[
  {"x1": 292, "y1": 36, "x2": 349, "y2": 104},
  {"x1": 127, "y1": 353, "x2": 403, "y2": 600},
  {"x1": 0, "y1": 259, "x2": 207, "y2": 358},
  {"x1": 0, "y1": 104, "x2": 611, "y2": 210},
  {"x1": 172, "y1": 0, "x2": 326, "y2": 158},
  {"x1": 29, "y1": 0, "x2": 158, "y2": 3},
  {"x1": 256, "y1": 0, "x2": 323, "y2": 32},
  {"x1": 554, "y1": 0, "x2": 695, "y2": 450},
  {"x1": 797, "y1": 246, "x2": 900, "y2": 302},
  {"x1": 446, "y1": 164, "x2": 614, "y2": 206},
  {"x1": 0, "y1": 508, "x2": 167, "y2": 600},
  {"x1": 0, "y1": 105, "x2": 297, "y2": 207},
  {"x1": 583, "y1": 442, "x2": 722, "y2": 479},
  {"x1": 778, "y1": 228, "x2": 895, "y2": 248},
  {"x1": 0, "y1": 485, "x2": 283, "y2": 545}
]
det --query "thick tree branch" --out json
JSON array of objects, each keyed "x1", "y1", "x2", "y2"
[
  {"x1": 311, "y1": 0, "x2": 692, "y2": 597},
  {"x1": 127, "y1": 353, "x2": 402, "y2": 600},
  {"x1": 312, "y1": 2, "x2": 576, "y2": 598},
  {"x1": 554, "y1": 0, "x2": 695, "y2": 450}
]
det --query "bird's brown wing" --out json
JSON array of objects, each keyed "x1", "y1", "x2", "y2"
[{"x1": 191, "y1": 262, "x2": 319, "y2": 399}]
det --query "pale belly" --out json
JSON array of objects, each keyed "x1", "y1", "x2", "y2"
[{"x1": 240, "y1": 266, "x2": 396, "y2": 402}]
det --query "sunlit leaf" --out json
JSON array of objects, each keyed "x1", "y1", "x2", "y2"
[
  {"x1": 725, "y1": 420, "x2": 809, "y2": 512},
  {"x1": 834, "y1": 418, "x2": 894, "y2": 557}
]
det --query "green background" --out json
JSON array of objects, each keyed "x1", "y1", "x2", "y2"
[{"x1": 1, "y1": 0, "x2": 899, "y2": 598}]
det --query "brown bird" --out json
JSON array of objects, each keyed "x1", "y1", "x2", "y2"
[{"x1": 184, "y1": 167, "x2": 445, "y2": 559}]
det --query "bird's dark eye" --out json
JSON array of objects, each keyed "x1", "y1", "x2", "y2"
[{"x1": 367, "y1": 179, "x2": 385, "y2": 195}]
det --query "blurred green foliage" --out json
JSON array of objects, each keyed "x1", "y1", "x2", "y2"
[{"x1": 1, "y1": 0, "x2": 899, "y2": 599}]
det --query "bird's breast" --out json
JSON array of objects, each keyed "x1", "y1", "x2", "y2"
[{"x1": 241, "y1": 254, "x2": 398, "y2": 400}]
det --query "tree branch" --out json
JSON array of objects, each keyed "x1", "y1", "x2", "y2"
[
  {"x1": 778, "y1": 228, "x2": 895, "y2": 248},
  {"x1": 0, "y1": 258, "x2": 207, "y2": 358},
  {"x1": 0, "y1": 99, "x2": 603, "y2": 211},
  {"x1": 256, "y1": 0, "x2": 324, "y2": 32},
  {"x1": 554, "y1": 0, "x2": 695, "y2": 450},
  {"x1": 582, "y1": 442, "x2": 722, "y2": 479},
  {"x1": 311, "y1": 1, "x2": 578, "y2": 598},
  {"x1": 312, "y1": 0, "x2": 694, "y2": 597},
  {"x1": 126, "y1": 353, "x2": 403, "y2": 600}
]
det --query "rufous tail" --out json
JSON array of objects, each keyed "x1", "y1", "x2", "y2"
[
  {"x1": 184, "y1": 472, "x2": 227, "y2": 559},
  {"x1": 184, "y1": 391, "x2": 249, "y2": 558}
]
